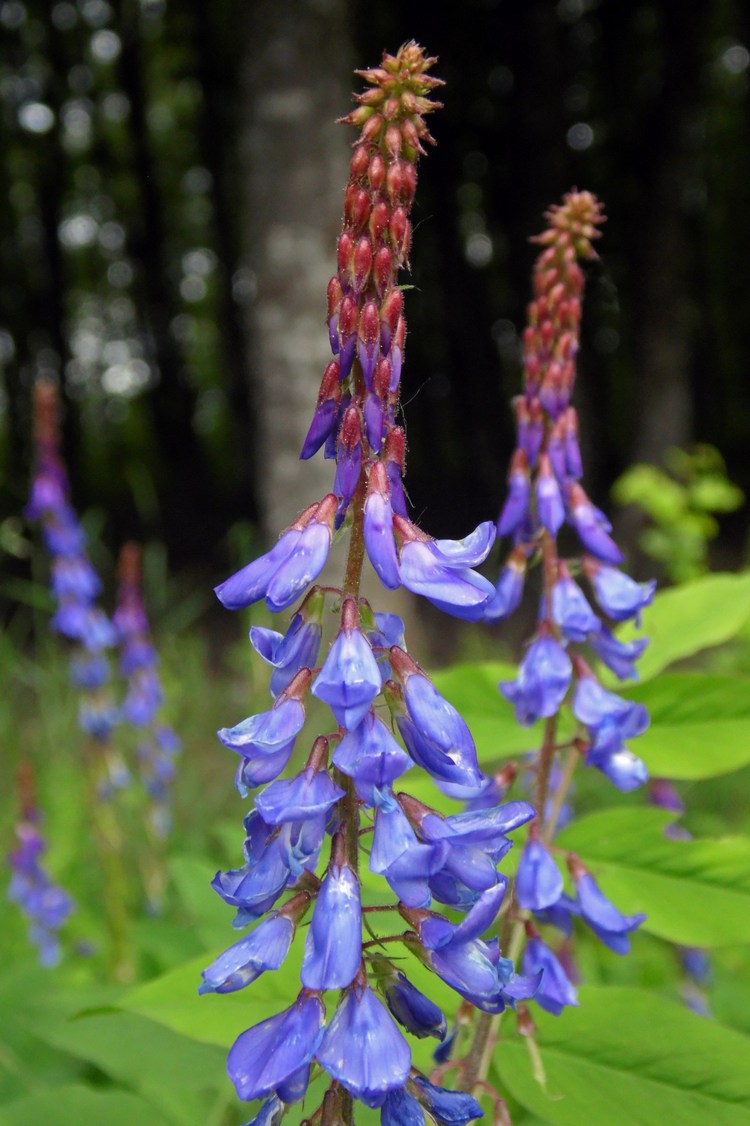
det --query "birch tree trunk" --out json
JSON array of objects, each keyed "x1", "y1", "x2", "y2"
[{"x1": 240, "y1": 0, "x2": 352, "y2": 535}]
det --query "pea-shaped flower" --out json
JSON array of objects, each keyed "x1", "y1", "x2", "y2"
[
  {"x1": 316, "y1": 978, "x2": 411, "y2": 1108},
  {"x1": 227, "y1": 992, "x2": 325, "y2": 1102},
  {"x1": 311, "y1": 601, "x2": 382, "y2": 730},
  {"x1": 215, "y1": 495, "x2": 337, "y2": 612},
  {"x1": 500, "y1": 632, "x2": 572, "y2": 726}
]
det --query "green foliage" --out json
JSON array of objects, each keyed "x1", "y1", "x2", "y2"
[
  {"x1": 558, "y1": 807, "x2": 750, "y2": 947},
  {"x1": 612, "y1": 446, "x2": 744, "y2": 582},
  {"x1": 494, "y1": 986, "x2": 750, "y2": 1126},
  {"x1": 3, "y1": 564, "x2": 750, "y2": 1123}
]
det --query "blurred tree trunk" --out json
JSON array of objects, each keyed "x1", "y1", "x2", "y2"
[{"x1": 239, "y1": 0, "x2": 352, "y2": 535}]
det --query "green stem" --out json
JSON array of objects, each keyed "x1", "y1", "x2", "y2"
[{"x1": 541, "y1": 746, "x2": 579, "y2": 846}]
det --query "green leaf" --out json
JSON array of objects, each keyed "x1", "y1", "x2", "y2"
[
  {"x1": 117, "y1": 949, "x2": 302, "y2": 1048},
  {"x1": 27, "y1": 1011, "x2": 230, "y2": 1126},
  {"x1": 557, "y1": 807, "x2": 750, "y2": 947},
  {"x1": 494, "y1": 985, "x2": 750, "y2": 1126},
  {"x1": 621, "y1": 674, "x2": 750, "y2": 779},
  {"x1": 620, "y1": 573, "x2": 750, "y2": 681},
  {"x1": 0, "y1": 1085, "x2": 173, "y2": 1126}
]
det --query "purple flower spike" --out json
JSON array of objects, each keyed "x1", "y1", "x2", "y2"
[
  {"x1": 536, "y1": 453, "x2": 565, "y2": 535},
  {"x1": 312, "y1": 607, "x2": 382, "y2": 730},
  {"x1": 522, "y1": 937, "x2": 579, "y2": 1015},
  {"x1": 573, "y1": 867, "x2": 646, "y2": 954},
  {"x1": 333, "y1": 710, "x2": 412, "y2": 805},
  {"x1": 397, "y1": 519, "x2": 495, "y2": 621},
  {"x1": 515, "y1": 839, "x2": 564, "y2": 911},
  {"x1": 587, "y1": 560, "x2": 657, "y2": 624},
  {"x1": 397, "y1": 665, "x2": 485, "y2": 792},
  {"x1": 364, "y1": 462, "x2": 401, "y2": 590},
  {"x1": 227, "y1": 992, "x2": 325, "y2": 1102},
  {"x1": 411, "y1": 1077, "x2": 484, "y2": 1125},
  {"x1": 497, "y1": 450, "x2": 531, "y2": 537},
  {"x1": 301, "y1": 850, "x2": 361, "y2": 990},
  {"x1": 550, "y1": 566, "x2": 600, "y2": 642},
  {"x1": 569, "y1": 485, "x2": 624, "y2": 564},
  {"x1": 500, "y1": 634, "x2": 572, "y2": 726},
  {"x1": 316, "y1": 982, "x2": 411, "y2": 1108},
  {"x1": 199, "y1": 914, "x2": 294, "y2": 994},
  {"x1": 589, "y1": 626, "x2": 648, "y2": 680}
]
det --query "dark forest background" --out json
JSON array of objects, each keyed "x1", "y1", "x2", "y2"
[{"x1": 2, "y1": 0, "x2": 749, "y2": 593}]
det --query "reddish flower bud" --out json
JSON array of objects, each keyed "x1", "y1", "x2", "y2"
[
  {"x1": 401, "y1": 118, "x2": 425, "y2": 155},
  {"x1": 359, "y1": 301, "x2": 380, "y2": 347},
  {"x1": 373, "y1": 246, "x2": 393, "y2": 296},
  {"x1": 350, "y1": 145, "x2": 370, "y2": 179},
  {"x1": 339, "y1": 294, "x2": 358, "y2": 339},
  {"x1": 385, "y1": 123, "x2": 402, "y2": 158},
  {"x1": 384, "y1": 425, "x2": 406, "y2": 469},
  {"x1": 380, "y1": 289, "x2": 404, "y2": 334},
  {"x1": 373, "y1": 358, "x2": 392, "y2": 398},
  {"x1": 358, "y1": 301, "x2": 381, "y2": 386},
  {"x1": 402, "y1": 162, "x2": 417, "y2": 205},
  {"x1": 319, "y1": 361, "x2": 342, "y2": 398},
  {"x1": 386, "y1": 161, "x2": 405, "y2": 204},
  {"x1": 389, "y1": 208, "x2": 410, "y2": 260},
  {"x1": 346, "y1": 187, "x2": 370, "y2": 230},
  {"x1": 369, "y1": 200, "x2": 390, "y2": 243},
  {"x1": 383, "y1": 95, "x2": 400, "y2": 120},
  {"x1": 361, "y1": 114, "x2": 384, "y2": 144},
  {"x1": 340, "y1": 404, "x2": 362, "y2": 451},
  {"x1": 393, "y1": 315, "x2": 406, "y2": 351},
  {"x1": 352, "y1": 236, "x2": 373, "y2": 296},
  {"x1": 337, "y1": 231, "x2": 354, "y2": 281},
  {"x1": 357, "y1": 86, "x2": 386, "y2": 108},
  {"x1": 327, "y1": 276, "x2": 343, "y2": 319},
  {"x1": 368, "y1": 152, "x2": 386, "y2": 192},
  {"x1": 539, "y1": 320, "x2": 555, "y2": 351}
]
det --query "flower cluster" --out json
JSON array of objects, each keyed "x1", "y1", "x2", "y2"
[
  {"x1": 114, "y1": 542, "x2": 181, "y2": 843},
  {"x1": 26, "y1": 380, "x2": 122, "y2": 784},
  {"x1": 478, "y1": 194, "x2": 651, "y2": 1020},
  {"x1": 205, "y1": 45, "x2": 535, "y2": 1124},
  {"x1": 489, "y1": 192, "x2": 654, "y2": 790},
  {"x1": 7, "y1": 765, "x2": 73, "y2": 967}
]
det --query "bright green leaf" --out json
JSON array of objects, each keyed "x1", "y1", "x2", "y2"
[
  {"x1": 29, "y1": 1011, "x2": 230, "y2": 1126},
  {"x1": 494, "y1": 985, "x2": 750, "y2": 1126},
  {"x1": 0, "y1": 1084, "x2": 173, "y2": 1126},
  {"x1": 557, "y1": 807, "x2": 750, "y2": 947},
  {"x1": 621, "y1": 674, "x2": 750, "y2": 779},
  {"x1": 620, "y1": 573, "x2": 750, "y2": 681}
]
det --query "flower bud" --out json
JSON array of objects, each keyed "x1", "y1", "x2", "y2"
[
  {"x1": 368, "y1": 151, "x2": 386, "y2": 192},
  {"x1": 369, "y1": 199, "x2": 390, "y2": 243}
]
